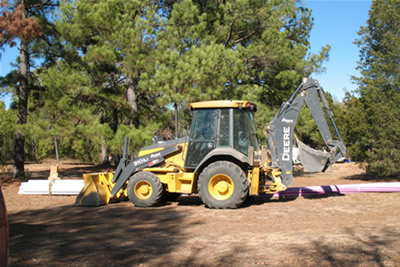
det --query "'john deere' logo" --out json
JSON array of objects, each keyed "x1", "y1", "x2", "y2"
[{"x1": 282, "y1": 126, "x2": 291, "y2": 161}]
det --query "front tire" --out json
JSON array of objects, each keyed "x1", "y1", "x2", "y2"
[
  {"x1": 127, "y1": 172, "x2": 163, "y2": 207},
  {"x1": 198, "y1": 161, "x2": 248, "y2": 209}
]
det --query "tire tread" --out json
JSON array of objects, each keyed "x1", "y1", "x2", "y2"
[
  {"x1": 127, "y1": 172, "x2": 163, "y2": 207},
  {"x1": 198, "y1": 161, "x2": 248, "y2": 209}
]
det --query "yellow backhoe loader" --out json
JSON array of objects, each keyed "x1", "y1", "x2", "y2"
[{"x1": 76, "y1": 78, "x2": 346, "y2": 208}]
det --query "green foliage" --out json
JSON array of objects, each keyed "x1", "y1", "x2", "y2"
[
  {"x1": 295, "y1": 107, "x2": 323, "y2": 148},
  {"x1": 145, "y1": 0, "x2": 330, "y2": 137},
  {"x1": 344, "y1": 0, "x2": 400, "y2": 176},
  {"x1": 109, "y1": 123, "x2": 161, "y2": 156},
  {"x1": 0, "y1": 101, "x2": 16, "y2": 163},
  {"x1": 148, "y1": 0, "x2": 329, "y2": 105},
  {"x1": 1, "y1": 0, "x2": 331, "y2": 163}
]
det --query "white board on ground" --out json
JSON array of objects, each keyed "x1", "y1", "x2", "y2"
[{"x1": 18, "y1": 180, "x2": 84, "y2": 195}]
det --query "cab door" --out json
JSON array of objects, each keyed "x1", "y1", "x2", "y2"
[{"x1": 184, "y1": 109, "x2": 218, "y2": 168}]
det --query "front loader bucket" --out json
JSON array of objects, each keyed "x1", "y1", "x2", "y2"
[{"x1": 75, "y1": 172, "x2": 127, "y2": 207}]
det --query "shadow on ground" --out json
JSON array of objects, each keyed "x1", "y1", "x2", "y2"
[
  {"x1": 9, "y1": 204, "x2": 188, "y2": 266},
  {"x1": 8, "y1": 202, "x2": 248, "y2": 267},
  {"x1": 241, "y1": 187, "x2": 345, "y2": 207},
  {"x1": 290, "y1": 227, "x2": 400, "y2": 266}
]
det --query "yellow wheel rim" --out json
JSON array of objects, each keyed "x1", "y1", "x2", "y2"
[
  {"x1": 208, "y1": 174, "x2": 234, "y2": 200},
  {"x1": 134, "y1": 180, "x2": 152, "y2": 200}
]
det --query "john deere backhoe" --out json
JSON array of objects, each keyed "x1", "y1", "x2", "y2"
[{"x1": 75, "y1": 78, "x2": 346, "y2": 208}]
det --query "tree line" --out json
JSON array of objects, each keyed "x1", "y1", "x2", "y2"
[{"x1": 1, "y1": 0, "x2": 399, "y2": 178}]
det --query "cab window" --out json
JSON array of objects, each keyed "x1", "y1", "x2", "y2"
[
  {"x1": 190, "y1": 109, "x2": 217, "y2": 141},
  {"x1": 234, "y1": 109, "x2": 259, "y2": 155}
]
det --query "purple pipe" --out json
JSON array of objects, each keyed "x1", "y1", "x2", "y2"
[{"x1": 268, "y1": 182, "x2": 400, "y2": 199}]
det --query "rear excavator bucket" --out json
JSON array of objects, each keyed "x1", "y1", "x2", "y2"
[
  {"x1": 296, "y1": 138, "x2": 330, "y2": 172},
  {"x1": 75, "y1": 172, "x2": 127, "y2": 206}
]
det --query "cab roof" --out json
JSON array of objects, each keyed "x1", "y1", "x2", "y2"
[{"x1": 190, "y1": 100, "x2": 257, "y2": 111}]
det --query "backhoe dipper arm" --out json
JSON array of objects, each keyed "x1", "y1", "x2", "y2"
[{"x1": 266, "y1": 78, "x2": 346, "y2": 188}]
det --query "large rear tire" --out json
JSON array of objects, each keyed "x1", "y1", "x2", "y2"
[
  {"x1": 127, "y1": 172, "x2": 163, "y2": 207},
  {"x1": 198, "y1": 161, "x2": 248, "y2": 209}
]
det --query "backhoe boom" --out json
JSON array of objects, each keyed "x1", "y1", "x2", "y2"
[{"x1": 266, "y1": 78, "x2": 346, "y2": 187}]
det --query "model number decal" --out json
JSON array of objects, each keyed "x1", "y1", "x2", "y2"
[{"x1": 133, "y1": 152, "x2": 162, "y2": 167}]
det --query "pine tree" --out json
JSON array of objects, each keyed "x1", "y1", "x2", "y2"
[
  {"x1": 142, "y1": 0, "x2": 330, "y2": 133},
  {"x1": 345, "y1": 0, "x2": 400, "y2": 176},
  {"x1": 1, "y1": 0, "x2": 43, "y2": 177},
  {"x1": 55, "y1": 0, "x2": 165, "y2": 157},
  {"x1": 1, "y1": 0, "x2": 329, "y2": 162}
]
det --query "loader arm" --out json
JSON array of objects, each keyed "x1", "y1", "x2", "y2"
[
  {"x1": 266, "y1": 78, "x2": 346, "y2": 188},
  {"x1": 110, "y1": 137, "x2": 181, "y2": 197}
]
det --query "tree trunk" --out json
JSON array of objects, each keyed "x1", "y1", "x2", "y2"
[
  {"x1": 13, "y1": 41, "x2": 29, "y2": 178},
  {"x1": 112, "y1": 107, "x2": 118, "y2": 133},
  {"x1": 98, "y1": 110, "x2": 109, "y2": 164},
  {"x1": 54, "y1": 136, "x2": 59, "y2": 162},
  {"x1": 126, "y1": 77, "x2": 139, "y2": 127},
  {"x1": 126, "y1": 77, "x2": 138, "y2": 114},
  {"x1": 101, "y1": 142, "x2": 109, "y2": 165}
]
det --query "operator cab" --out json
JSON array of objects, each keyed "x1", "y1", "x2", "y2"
[{"x1": 184, "y1": 100, "x2": 259, "y2": 169}]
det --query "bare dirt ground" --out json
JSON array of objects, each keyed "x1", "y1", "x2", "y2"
[{"x1": 1, "y1": 161, "x2": 400, "y2": 266}]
